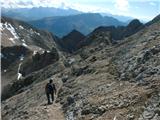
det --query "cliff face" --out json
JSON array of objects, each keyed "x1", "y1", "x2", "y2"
[
  {"x1": 1, "y1": 15, "x2": 160, "y2": 120},
  {"x1": 1, "y1": 17, "x2": 60, "y2": 99}
]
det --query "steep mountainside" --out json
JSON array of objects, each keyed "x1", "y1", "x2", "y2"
[
  {"x1": 29, "y1": 13, "x2": 125, "y2": 37},
  {"x1": 56, "y1": 15, "x2": 160, "y2": 120},
  {"x1": 91, "y1": 19, "x2": 144, "y2": 40},
  {"x1": 1, "y1": 16, "x2": 56, "y2": 49},
  {"x1": 146, "y1": 14, "x2": 160, "y2": 26},
  {"x1": 1, "y1": 17, "x2": 60, "y2": 98},
  {"x1": 1, "y1": 15, "x2": 160, "y2": 120}
]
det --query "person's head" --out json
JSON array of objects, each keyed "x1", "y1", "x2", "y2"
[{"x1": 49, "y1": 79, "x2": 53, "y2": 83}]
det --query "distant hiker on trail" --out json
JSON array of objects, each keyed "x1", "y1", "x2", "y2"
[{"x1": 45, "y1": 79, "x2": 57, "y2": 105}]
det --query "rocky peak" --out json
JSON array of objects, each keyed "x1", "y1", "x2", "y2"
[
  {"x1": 123, "y1": 19, "x2": 144, "y2": 38},
  {"x1": 57, "y1": 30, "x2": 86, "y2": 53},
  {"x1": 63, "y1": 29, "x2": 85, "y2": 40},
  {"x1": 127, "y1": 19, "x2": 143, "y2": 28}
]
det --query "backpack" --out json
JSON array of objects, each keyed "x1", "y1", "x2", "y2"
[{"x1": 46, "y1": 83, "x2": 53, "y2": 93}]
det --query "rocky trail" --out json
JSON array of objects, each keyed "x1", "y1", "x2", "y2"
[
  {"x1": 1, "y1": 75, "x2": 66, "y2": 120},
  {"x1": 1, "y1": 15, "x2": 160, "y2": 120},
  {"x1": 28, "y1": 98, "x2": 65, "y2": 120},
  {"x1": 33, "y1": 80, "x2": 65, "y2": 120}
]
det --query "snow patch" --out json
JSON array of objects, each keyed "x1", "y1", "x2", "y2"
[
  {"x1": 0, "y1": 53, "x2": 4, "y2": 58},
  {"x1": 6, "y1": 23, "x2": 19, "y2": 39},
  {"x1": 20, "y1": 55, "x2": 24, "y2": 61},
  {"x1": 37, "y1": 32, "x2": 40, "y2": 35},
  {"x1": 17, "y1": 63, "x2": 22, "y2": 80},
  {"x1": 47, "y1": 51, "x2": 50, "y2": 53},
  {"x1": 68, "y1": 58, "x2": 75, "y2": 64},
  {"x1": 113, "y1": 116, "x2": 117, "y2": 120},
  {"x1": 33, "y1": 51, "x2": 37, "y2": 55},
  {"x1": 9, "y1": 38, "x2": 16, "y2": 44},
  {"x1": 30, "y1": 28, "x2": 34, "y2": 34},
  {"x1": 22, "y1": 43, "x2": 28, "y2": 47},
  {"x1": 21, "y1": 39, "x2": 26, "y2": 43},
  {"x1": 19, "y1": 25, "x2": 24, "y2": 29},
  {"x1": 17, "y1": 73, "x2": 22, "y2": 80},
  {"x1": 39, "y1": 48, "x2": 42, "y2": 50},
  {"x1": 0, "y1": 53, "x2": 7, "y2": 59},
  {"x1": 0, "y1": 23, "x2": 3, "y2": 30},
  {"x1": 42, "y1": 51, "x2": 45, "y2": 54},
  {"x1": 35, "y1": 32, "x2": 40, "y2": 36}
]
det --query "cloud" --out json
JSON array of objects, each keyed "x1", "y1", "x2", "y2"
[
  {"x1": 114, "y1": 0, "x2": 129, "y2": 11},
  {"x1": 71, "y1": 3, "x2": 112, "y2": 13},
  {"x1": 1, "y1": 0, "x2": 112, "y2": 13},
  {"x1": 1, "y1": 0, "x2": 72, "y2": 8},
  {"x1": 149, "y1": 2, "x2": 157, "y2": 6}
]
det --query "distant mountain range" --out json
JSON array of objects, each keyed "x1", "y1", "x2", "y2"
[
  {"x1": 29, "y1": 13, "x2": 125, "y2": 37},
  {"x1": 1, "y1": 7, "x2": 82, "y2": 21},
  {"x1": 55, "y1": 19, "x2": 144, "y2": 53},
  {"x1": 2, "y1": 7, "x2": 135, "y2": 37},
  {"x1": 101, "y1": 13, "x2": 133, "y2": 23},
  {"x1": 2, "y1": 7, "x2": 133, "y2": 22}
]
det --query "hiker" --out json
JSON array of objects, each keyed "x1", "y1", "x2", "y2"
[{"x1": 45, "y1": 79, "x2": 57, "y2": 104}]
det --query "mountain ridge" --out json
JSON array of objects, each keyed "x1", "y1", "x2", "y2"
[
  {"x1": 29, "y1": 13, "x2": 125, "y2": 37},
  {"x1": 2, "y1": 7, "x2": 82, "y2": 21},
  {"x1": 1, "y1": 14, "x2": 160, "y2": 120}
]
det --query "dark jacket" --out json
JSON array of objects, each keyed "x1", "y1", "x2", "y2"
[{"x1": 45, "y1": 83, "x2": 57, "y2": 94}]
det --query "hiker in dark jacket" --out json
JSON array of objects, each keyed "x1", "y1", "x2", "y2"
[{"x1": 45, "y1": 79, "x2": 57, "y2": 104}]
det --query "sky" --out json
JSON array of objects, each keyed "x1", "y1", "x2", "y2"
[{"x1": 1, "y1": 0, "x2": 160, "y2": 21}]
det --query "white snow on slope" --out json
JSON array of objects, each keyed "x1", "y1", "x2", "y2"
[
  {"x1": 20, "y1": 55, "x2": 24, "y2": 61},
  {"x1": 0, "y1": 53, "x2": 4, "y2": 58},
  {"x1": 17, "y1": 73, "x2": 22, "y2": 80},
  {"x1": 30, "y1": 28, "x2": 34, "y2": 34},
  {"x1": 17, "y1": 63, "x2": 22, "y2": 80},
  {"x1": 9, "y1": 38, "x2": 16, "y2": 44},
  {"x1": 35, "y1": 31, "x2": 40, "y2": 36},
  {"x1": 33, "y1": 51, "x2": 37, "y2": 55},
  {"x1": 19, "y1": 25, "x2": 24, "y2": 29},
  {"x1": 22, "y1": 43, "x2": 28, "y2": 47},
  {"x1": 0, "y1": 23, "x2": 3, "y2": 30},
  {"x1": 4, "y1": 22, "x2": 19, "y2": 39},
  {"x1": 21, "y1": 39, "x2": 25, "y2": 43}
]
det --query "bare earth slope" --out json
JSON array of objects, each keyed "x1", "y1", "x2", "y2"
[
  {"x1": 1, "y1": 17, "x2": 160, "y2": 120},
  {"x1": 57, "y1": 19, "x2": 160, "y2": 120}
]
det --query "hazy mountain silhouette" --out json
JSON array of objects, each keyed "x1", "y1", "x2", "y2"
[
  {"x1": 2, "y1": 7, "x2": 82, "y2": 21},
  {"x1": 29, "y1": 13, "x2": 125, "y2": 37}
]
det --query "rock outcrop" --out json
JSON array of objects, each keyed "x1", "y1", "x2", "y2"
[
  {"x1": 1, "y1": 15, "x2": 160, "y2": 120},
  {"x1": 56, "y1": 30, "x2": 85, "y2": 53},
  {"x1": 92, "y1": 19, "x2": 144, "y2": 40}
]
